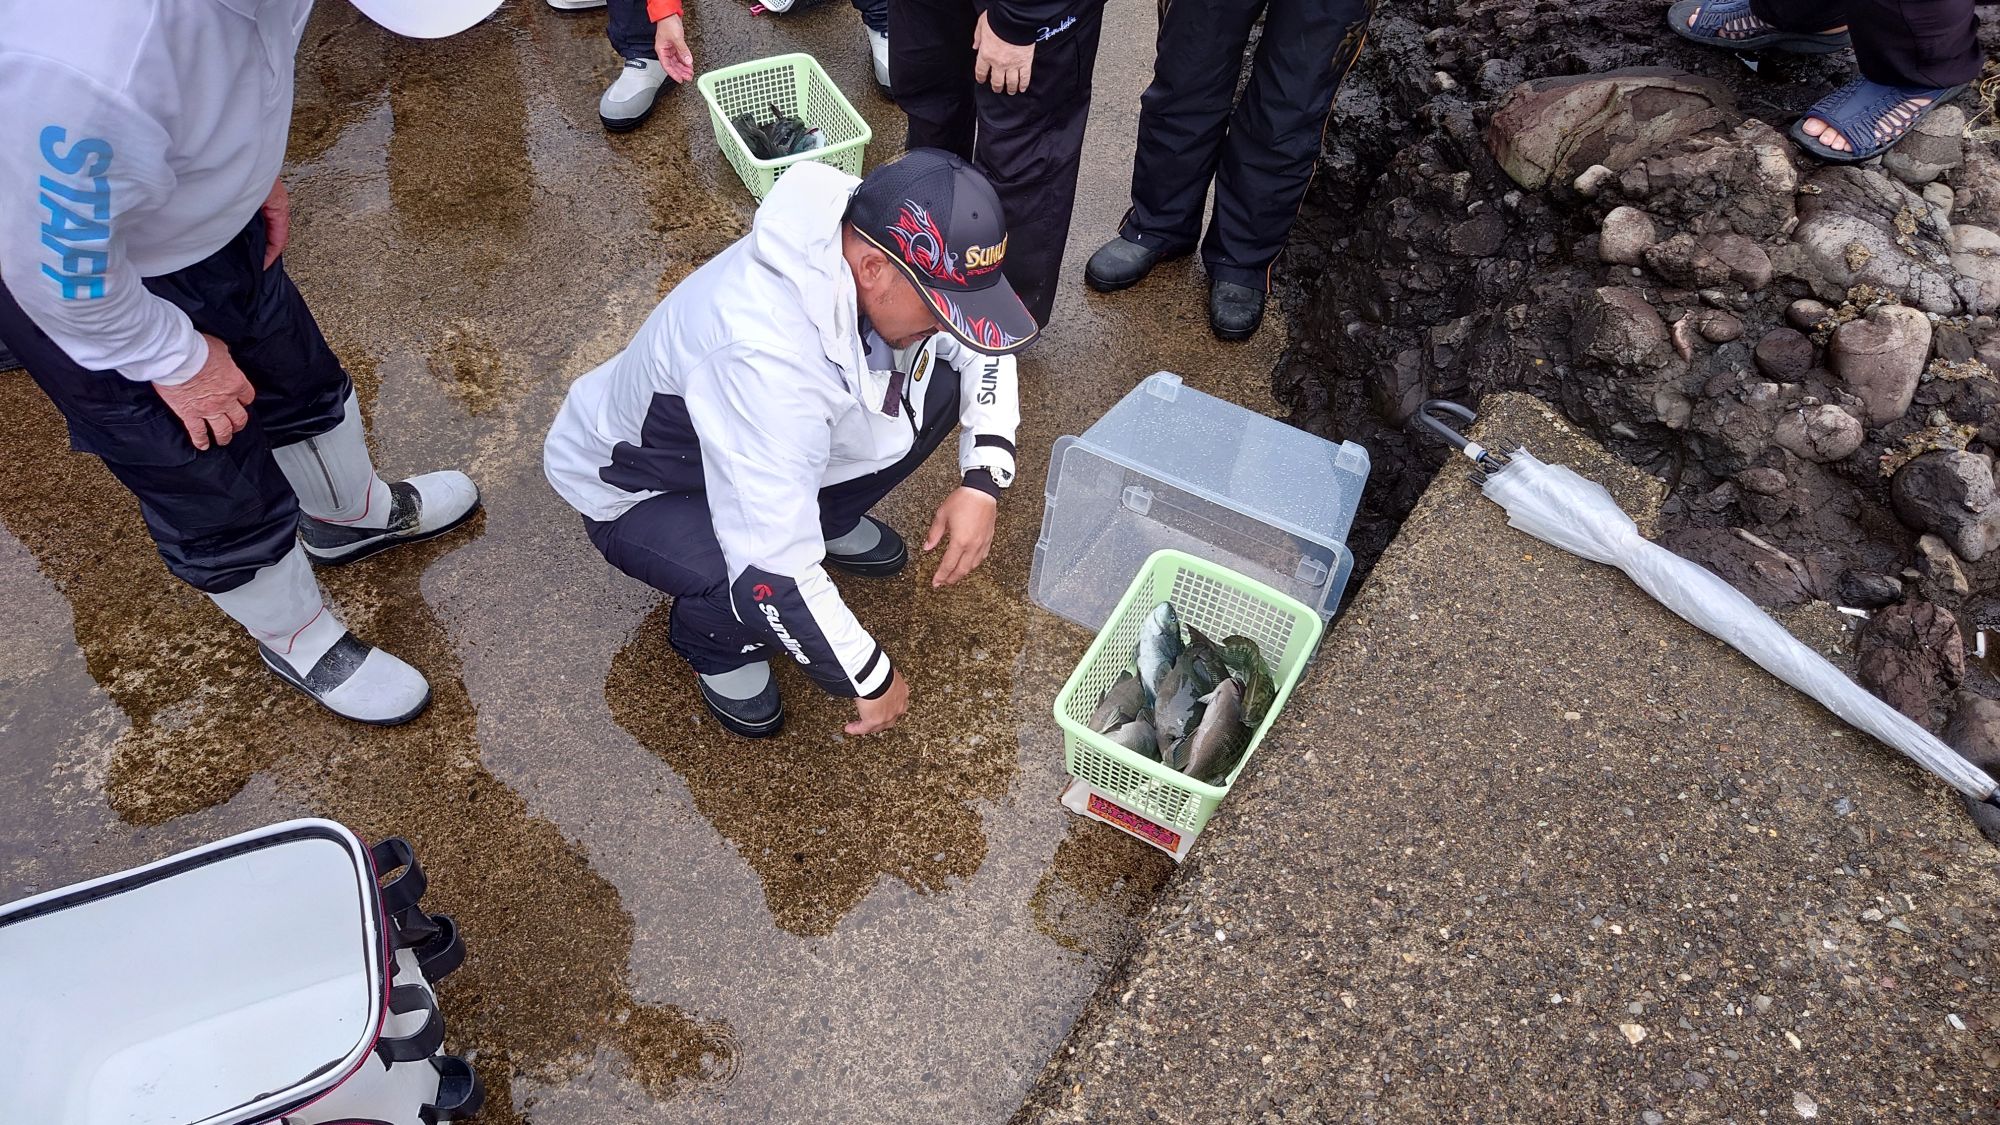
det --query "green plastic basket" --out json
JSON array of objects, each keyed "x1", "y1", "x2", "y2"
[
  {"x1": 1054, "y1": 550, "x2": 1324, "y2": 835},
  {"x1": 697, "y1": 53, "x2": 872, "y2": 200}
]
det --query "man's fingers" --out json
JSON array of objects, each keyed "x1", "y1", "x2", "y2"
[
  {"x1": 974, "y1": 55, "x2": 991, "y2": 85},
  {"x1": 933, "y1": 539, "x2": 969, "y2": 587},
  {"x1": 225, "y1": 401, "x2": 251, "y2": 432},
  {"x1": 923, "y1": 509, "x2": 948, "y2": 552},
  {"x1": 184, "y1": 416, "x2": 211, "y2": 451},
  {"x1": 235, "y1": 380, "x2": 257, "y2": 406}
]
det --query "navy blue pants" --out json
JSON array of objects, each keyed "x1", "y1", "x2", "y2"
[
  {"x1": 608, "y1": 0, "x2": 657, "y2": 60},
  {"x1": 853, "y1": 0, "x2": 888, "y2": 33},
  {"x1": 1120, "y1": 0, "x2": 1373, "y2": 292},
  {"x1": 585, "y1": 371, "x2": 959, "y2": 675},
  {"x1": 1752, "y1": 0, "x2": 1980, "y2": 87},
  {"x1": 0, "y1": 215, "x2": 348, "y2": 593}
]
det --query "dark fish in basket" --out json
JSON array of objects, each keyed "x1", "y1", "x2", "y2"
[
  {"x1": 1218, "y1": 633, "x2": 1276, "y2": 727},
  {"x1": 1183, "y1": 678, "x2": 1250, "y2": 785},
  {"x1": 1090, "y1": 670, "x2": 1145, "y2": 734}
]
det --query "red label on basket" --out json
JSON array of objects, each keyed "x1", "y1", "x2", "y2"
[{"x1": 1088, "y1": 794, "x2": 1182, "y2": 851}]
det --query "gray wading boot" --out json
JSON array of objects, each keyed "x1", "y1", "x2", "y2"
[
  {"x1": 697, "y1": 661, "x2": 785, "y2": 738},
  {"x1": 299, "y1": 473, "x2": 481, "y2": 566},
  {"x1": 823, "y1": 515, "x2": 907, "y2": 578}
]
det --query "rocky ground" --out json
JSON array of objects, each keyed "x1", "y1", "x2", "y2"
[{"x1": 1271, "y1": 0, "x2": 2000, "y2": 828}]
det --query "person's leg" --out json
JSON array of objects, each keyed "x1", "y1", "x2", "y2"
[
  {"x1": 1842, "y1": 0, "x2": 1980, "y2": 87},
  {"x1": 969, "y1": 0, "x2": 1106, "y2": 326},
  {"x1": 1121, "y1": 0, "x2": 1266, "y2": 254},
  {"x1": 890, "y1": 0, "x2": 978, "y2": 158},
  {"x1": 585, "y1": 495, "x2": 773, "y2": 674},
  {"x1": 855, "y1": 0, "x2": 892, "y2": 89},
  {"x1": 1202, "y1": 0, "x2": 1374, "y2": 295},
  {"x1": 0, "y1": 252, "x2": 430, "y2": 724},
  {"x1": 146, "y1": 216, "x2": 479, "y2": 565},
  {"x1": 605, "y1": 0, "x2": 657, "y2": 60}
]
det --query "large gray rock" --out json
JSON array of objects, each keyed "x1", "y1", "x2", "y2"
[
  {"x1": 1948, "y1": 223, "x2": 2000, "y2": 314},
  {"x1": 1616, "y1": 119, "x2": 1797, "y2": 239},
  {"x1": 1882, "y1": 104, "x2": 1966, "y2": 186},
  {"x1": 1890, "y1": 449, "x2": 2000, "y2": 562},
  {"x1": 1487, "y1": 68, "x2": 1735, "y2": 191},
  {"x1": 1791, "y1": 167, "x2": 1961, "y2": 313},
  {"x1": 1828, "y1": 304, "x2": 1933, "y2": 424},
  {"x1": 1597, "y1": 206, "x2": 1658, "y2": 266},
  {"x1": 1704, "y1": 232, "x2": 1772, "y2": 291},
  {"x1": 1772, "y1": 403, "x2": 1864, "y2": 462},
  {"x1": 1856, "y1": 600, "x2": 1964, "y2": 732}
]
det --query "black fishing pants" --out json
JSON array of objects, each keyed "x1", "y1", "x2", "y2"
[
  {"x1": 0, "y1": 214, "x2": 349, "y2": 593},
  {"x1": 584, "y1": 367, "x2": 961, "y2": 676},
  {"x1": 853, "y1": 0, "x2": 888, "y2": 34},
  {"x1": 887, "y1": 0, "x2": 1107, "y2": 328},
  {"x1": 607, "y1": 0, "x2": 658, "y2": 61},
  {"x1": 1120, "y1": 0, "x2": 1373, "y2": 292},
  {"x1": 1751, "y1": 0, "x2": 1980, "y2": 87}
]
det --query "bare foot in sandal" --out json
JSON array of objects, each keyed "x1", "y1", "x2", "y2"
[
  {"x1": 1800, "y1": 93, "x2": 1933, "y2": 155},
  {"x1": 1681, "y1": 3, "x2": 1845, "y2": 38}
]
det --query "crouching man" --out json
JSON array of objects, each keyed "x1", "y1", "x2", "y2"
[{"x1": 543, "y1": 149, "x2": 1033, "y2": 737}]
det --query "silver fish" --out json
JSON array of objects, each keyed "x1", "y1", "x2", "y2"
[
  {"x1": 1182, "y1": 678, "x2": 1249, "y2": 785},
  {"x1": 1134, "y1": 602, "x2": 1183, "y2": 706},
  {"x1": 1090, "y1": 670, "x2": 1146, "y2": 734},
  {"x1": 1154, "y1": 652, "x2": 1208, "y2": 770},
  {"x1": 1106, "y1": 717, "x2": 1160, "y2": 761}
]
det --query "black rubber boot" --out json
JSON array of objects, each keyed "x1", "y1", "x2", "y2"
[
  {"x1": 1084, "y1": 236, "x2": 1182, "y2": 292},
  {"x1": 824, "y1": 516, "x2": 908, "y2": 578},
  {"x1": 1208, "y1": 280, "x2": 1265, "y2": 341}
]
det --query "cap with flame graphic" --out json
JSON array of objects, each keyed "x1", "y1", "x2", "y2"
[{"x1": 846, "y1": 149, "x2": 1038, "y2": 355}]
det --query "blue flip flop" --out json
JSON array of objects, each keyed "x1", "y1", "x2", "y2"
[
  {"x1": 1790, "y1": 77, "x2": 1968, "y2": 164},
  {"x1": 1668, "y1": 0, "x2": 1850, "y2": 53}
]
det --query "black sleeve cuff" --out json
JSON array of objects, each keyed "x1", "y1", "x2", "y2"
[{"x1": 961, "y1": 469, "x2": 1003, "y2": 498}]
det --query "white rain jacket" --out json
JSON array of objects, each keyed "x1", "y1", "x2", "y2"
[
  {"x1": 0, "y1": 0, "x2": 313, "y2": 384},
  {"x1": 543, "y1": 162, "x2": 1021, "y2": 700}
]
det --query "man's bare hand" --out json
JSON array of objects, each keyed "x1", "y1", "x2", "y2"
[
  {"x1": 972, "y1": 11, "x2": 1033, "y2": 95},
  {"x1": 654, "y1": 14, "x2": 694, "y2": 83},
  {"x1": 155, "y1": 334, "x2": 256, "y2": 450},
  {"x1": 260, "y1": 179, "x2": 290, "y2": 269},
  {"x1": 848, "y1": 668, "x2": 909, "y2": 735},
  {"x1": 924, "y1": 486, "x2": 997, "y2": 588}
]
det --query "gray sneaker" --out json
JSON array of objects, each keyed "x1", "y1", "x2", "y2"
[{"x1": 600, "y1": 58, "x2": 669, "y2": 132}]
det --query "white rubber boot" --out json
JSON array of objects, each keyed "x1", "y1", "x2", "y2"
[
  {"x1": 209, "y1": 545, "x2": 433, "y2": 725},
  {"x1": 867, "y1": 26, "x2": 890, "y2": 91},
  {"x1": 276, "y1": 393, "x2": 480, "y2": 566}
]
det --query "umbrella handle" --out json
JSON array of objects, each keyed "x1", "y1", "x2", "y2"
[{"x1": 1412, "y1": 400, "x2": 1509, "y2": 472}]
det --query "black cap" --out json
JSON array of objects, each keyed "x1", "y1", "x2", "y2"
[{"x1": 846, "y1": 148, "x2": 1038, "y2": 355}]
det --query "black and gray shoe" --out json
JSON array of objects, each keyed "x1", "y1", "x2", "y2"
[
  {"x1": 697, "y1": 668, "x2": 785, "y2": 738},
  {"x1": 1209, "y1": 280, "x2": 1266, "y2": 341},
  {"x1": 823, "y1": 516, "x2": 908, "y2": 578},
  {"x1": 301, "y1": 471, "x2": 481, "y2": 566},
  {"x1": 260, "y1": 631, "x2": 433, "y2": 725},
  {"x1": 1083, "y1": 236, "x2": 1184, "y2": 293}
]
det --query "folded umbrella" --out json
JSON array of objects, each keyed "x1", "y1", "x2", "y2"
[{"x1": 1414, "y1": 400, "x2": 2000, "y2": 808}]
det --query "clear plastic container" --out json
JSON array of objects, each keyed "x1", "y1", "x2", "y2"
[{"x1": 1030, "y1": 372, "x2": 1369, "y2": 632}]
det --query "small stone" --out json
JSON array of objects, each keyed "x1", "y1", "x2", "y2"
[
  {"x1": 1643, "y1": 1113, "x2": 1665, "y2": 1125},
  {"x1": 1694, "y1": 309, "x2": 1744, "y2": 342},
  {"x1": 1705, "y1": 231, "x2": 1774, "y2": 291},
  {"x1": 1753, "y1": 994, "x2": 1774, "y2": 1012},
  {"x1": 1574, "y1": 164, "x2": 1616, "y2": 197},
  {"x1": 1924, "y1": 180, "x2": 1956, "y2": 220},
  {"x1": 1564, "y1": 710, "x2": 1582, "y2": 720},
  {"x1": 1620, "y1": 1022, "x2": 1648, "y2": 1045},
  {"x1": 1917, "y1": 534, "x2": 1972, "y2": 598},
  {"x1": 1773, "y1": 404, "x2": 1864, "y2": 463},
  {"x1": 1891, "y1": 451, "x2": 2000, "y2": 562},
  {"x1": 1432, "y1": 70, "x2": 1458, "y2": 93},
  {"x1": 1599, "y1": 206, "x2": 1660, "y2": 266},
  {"x1": 1883, "y1": 104, "x2": 1966, "y2": 185},
  {"x1": 1948, "y1": 224, "x2": 2000, "y2": 314},
  {"x1": 1829, "y1": 304, "x2": 1933, "y2": 424},
  {"x1": 1949, "y1": 1013, "x2": 1968, "y2": 1031},
  {"x1": 1788, "y1": 298, "x2": 1830, "y2": 331},
  {"x1": 1861, "y1": 907, "x2": 1885, "y2": 921},
  {"x1": 1794, "y1": 1090, "x2": 1820, "y2": 1119},
  {"x1": 1887, "y1": 916, "x2": 1913, "y2": 933},
  {"x1": 1738, "y1": 466, "x2": 1789, "y2": 496},
  {"x1": 1786, "y1": 1030, "x2": 1804, "y2": 1049},
  {"x1": 1214, "y1": 929, "x2": 1227, "y2": 942},
  {"x1": 1837, "y1": 569, "x2": 1903, "y2": 608},
  {"x1": 1754, "y1": 327, "x2": 1816, "y2": 379}
]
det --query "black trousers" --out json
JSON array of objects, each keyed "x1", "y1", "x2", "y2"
[
  {"x1": 607, "y1": 0, "x2": 657, "y2": 61},
  {"x1": 1121, "y1": 0, "x2": 1373, "y2": 292},
  {"x1": 1752, "y1": 0, "x2": 1980, "y2": 87},
  {"x1": 584, "y1": 370, "x2": 960, "y2": 675},
  {"x1": 888, "y1": 0, "x2": 1106, "y2": 327},
  {"x1": 0, "y1": 216, "x2": 349, "y2": 593}
]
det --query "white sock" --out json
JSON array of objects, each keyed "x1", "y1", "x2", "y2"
[
  {"x1": 825, "y1": 517, "x2": 882, "y2": 555},
  {"x1": 208, "y1": 545, "x2": 345, "y2": 673},
  {"x1": 272, "y1": 391, "x2": 394, "y2": 529},
  {"x1": 699, "y1": 661, "x2": 771, "y2": 701}
]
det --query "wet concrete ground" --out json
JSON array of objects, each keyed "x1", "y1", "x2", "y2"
[{"x1": 0, "y1": 1, "x2": 1292, "y2": 1122}]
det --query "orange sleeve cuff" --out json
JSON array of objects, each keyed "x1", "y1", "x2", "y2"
[{"x1": 647, "y1": 0, "x2": 682, "y2": 20}]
